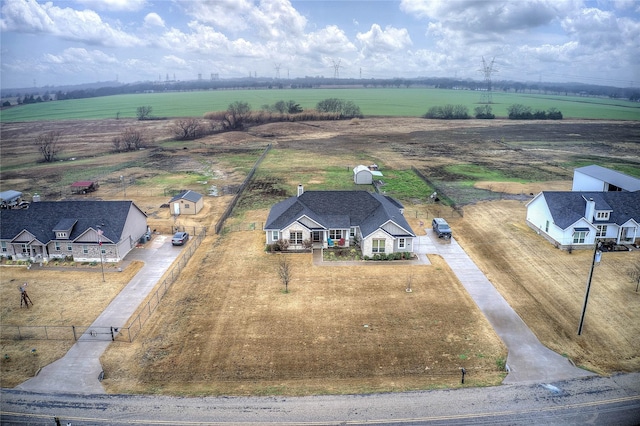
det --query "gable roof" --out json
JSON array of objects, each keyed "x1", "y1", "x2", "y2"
[
  {"x1": 0, "y1": 201, "x2": 144, "y2": 244},
  {"x1": 265, "y1": 190, "x2": 415, "y2": 237},
  {"x1": 70, "y1": 181, "x2": 97, "y2": 188},
  {"x1": 170, "y1": 190, "x2": 203, "y2": 203},
  {"x1": 574, "y1": 165, "x2": 640, "y2": 192},
  {"x1": 542, "y1": 191, "x2": 640, "y2": 229}
]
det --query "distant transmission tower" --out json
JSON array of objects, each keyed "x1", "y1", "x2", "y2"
[
  {"x1": 479, "y1": 56, "x2": 498, "y2": 104},
  {"x1": 274, "y1": 63, "x2": 281, "y2": 79},
  {"x1": 332, "y1": 59, "x2": 342, "y2": 79}
]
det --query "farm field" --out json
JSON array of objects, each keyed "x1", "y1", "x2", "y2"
[
  {"x1": 1, "y1": 117, "x2": 639, "y2": 396},
  {"x1": 2, "y1": 87, "x2": 640, "y2": 122}
]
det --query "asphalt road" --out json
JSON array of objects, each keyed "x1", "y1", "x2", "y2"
[{"x1": 2, "y1": 373, "x2": 639, "y2": 425}]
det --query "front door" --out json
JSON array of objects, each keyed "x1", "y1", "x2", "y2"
[{"x1": 312, "y1": 231, "x2": 322, "y2": 243}]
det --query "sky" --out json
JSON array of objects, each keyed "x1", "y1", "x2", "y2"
[{"x1": 1, "y1": 0, "x2": 639, "y2": 89}]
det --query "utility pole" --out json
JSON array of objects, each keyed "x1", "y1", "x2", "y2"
[{"x1": 577, "y1": 242, "x2": 602, "y2": 335}]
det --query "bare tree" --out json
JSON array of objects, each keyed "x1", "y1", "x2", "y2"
[
  {"x1": 113, "y1": 127, "x2": 145, "y2": 151},
  {"x1": 278, "y1": 256, "x2": 291, "y2": 293},
  {"x1": 136, "y1": 105, "x2": 153, "y2": 120},
  {"x1": 36, "y1": 130, "x2": 62, "y2": 162},
  {"x1": 173, "y1": 118, "x2": 204, "y2": 140}
]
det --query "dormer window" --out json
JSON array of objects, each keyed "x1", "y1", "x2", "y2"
[
  {"x1": 56, "y1": 231, "x2": 67, "y2": 239},
  {"x1": 595, "y1": 211, "x2": 610, "y2": 220}
]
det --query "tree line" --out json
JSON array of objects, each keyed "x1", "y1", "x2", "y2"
[{"x1": 423, "y1": 104, "x2": 562, "y2": 120}]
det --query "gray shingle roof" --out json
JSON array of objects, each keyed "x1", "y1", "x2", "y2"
[
  {"x1": 0, "y1": 201, "x2": 141, "y2": 244},
  {"x1": 169, "y1": 190, "x2": 203, "y2": 203},
  {"x1": 264, "y1": 191, "x2": 415, "y2": 237},
  {"x1": 575, "y1": 165, "x2": 640, "y2": 192},
  {"x1": 543, "y1": 191, "x2": 640, "y2": 229}
]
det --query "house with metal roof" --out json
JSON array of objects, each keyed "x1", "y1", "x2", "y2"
[
  {"x1": 0, "y1": 200, "x2": 147, "y2": 262},
  {"x1": 169, "y1": 190, "x2": 204, "y2": 215},
  {"x1": 0, "y1": 190, "x2": 23, "y2": 208},
  {"x1": 264, "y1": 186, "x2": 415, "y2": 256},
  {"x1": 572, "y1": 165, "x2": 640, "y2": 192},
  {"x1": 526, "y1": 191, "x2": 640, "y2": 249}
]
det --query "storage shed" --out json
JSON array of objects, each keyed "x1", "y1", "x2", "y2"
[
  {"x1": 169, "y1": 190, "x2": 204, "y2": 215},
  {"x1": 71, "y1": 181, "x2": 99, "y2": 194},
  {"x1": 353, "y1": 165, "x2": 383, "y2": 185}
]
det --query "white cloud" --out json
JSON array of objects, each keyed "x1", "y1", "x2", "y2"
[
  {"x1": 180, "y1": 0, "x2": 307, "y2": 39},
  {"x1": 0, "y1": 0, "x2": 142, "y2": 47},
  {"x1": 75, "y1": 0, "x2": 147, "y2": 12},
  {"x1": 400, "y1": 0, "x2": 578, "y2": 33},
  {"x1": 144, "y1": 12, "x2": 165, "y2": 28},
  {"x1": 357, "y1": 24, "x2": 412, "y2": 55},
  {"x1": 44, "y1": 47, "x2": 117, "y2": 65}
]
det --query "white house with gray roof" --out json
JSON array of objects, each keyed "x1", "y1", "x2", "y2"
[
  {"x1": 526, "y1": 165, "x2": 640, "y2": 249},
  {"x1": 264, "y1": 187, "x2": 415, "y2": 256},
  {"x1": 0, "y1": 200, "x2": 147, "y2": 262},
  {"x1": 526, "y1": 191, "x2": 639, "y2": 248}
]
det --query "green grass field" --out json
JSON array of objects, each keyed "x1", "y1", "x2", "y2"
[{"x1": 2, "y1": 88, "x2": 639, "y2": 122}]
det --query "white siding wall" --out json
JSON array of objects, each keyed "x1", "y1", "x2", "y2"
[{"x1": 572, "y1": 171, "x2": 606, "y2": 191}]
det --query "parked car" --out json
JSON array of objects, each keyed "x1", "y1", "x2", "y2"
[
  {"x1": 171, "y1": 231, "x2": 189, "y2": 246},
  {"x1": 432, "y1": 218, "x2": 452, "y2": 239}
]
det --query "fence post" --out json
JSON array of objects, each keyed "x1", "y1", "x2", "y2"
[{"x1": 72, "y1": 325, "x2": 77, "y2": 341}]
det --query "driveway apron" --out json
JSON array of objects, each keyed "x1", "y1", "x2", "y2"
[
  {"x1": 414, "y1": 231, "x2": 594, "y2": 384},
  {"x1": 17, "y1": 235, "x2": 182, "y2": 394}
]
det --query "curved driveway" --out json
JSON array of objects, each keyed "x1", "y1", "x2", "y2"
[{"x1": 414, "y1": 230, "x2": 594, "y2": 384}]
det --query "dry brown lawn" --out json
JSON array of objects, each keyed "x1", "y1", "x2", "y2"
[
  {"x1": 0, "y1": 261, "x2": 143, "y2": 387},
  {"x1": 100, "y1": 217, "x2": 506, "y2": 396},
  {"x1": 453, "y1": 200, "x2": 640, "y2": 374}
]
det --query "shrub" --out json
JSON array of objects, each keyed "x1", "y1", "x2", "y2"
[
  {"x1": 424, "y1": 104, "x2": 469, "y2": 119},
  {"x1": 363, "y1": 255, "x2": 370, "y2": 261},
  {"x1": 373, "y1": 254, "x2": 381, "y2": 261}
]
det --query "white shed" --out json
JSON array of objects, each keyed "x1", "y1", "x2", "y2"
[{"x1": 353, "y1": 165, "x2": 373, "y2": 184}]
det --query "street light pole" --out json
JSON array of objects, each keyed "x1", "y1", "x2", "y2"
[{"x1": 577, "y1": 241, "x2": 602, "y2": 335}]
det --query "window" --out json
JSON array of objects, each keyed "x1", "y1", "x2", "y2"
[
  {"x1": 372, "y1": 239, "x2": 385, "y2": 253},
  {"x1": 545, "y1": 221, "x2": 549, "y2": 233},
  {"x1": 56, "y1": 232, "x2": 67, "y2": 239},
  {"x1": 350, "y1": 227, "x2": 356, "y2": 238},
  {"x1": 1, "y1": 242, "x2": 6, "y2": 252},
  {"x1": 101, "y1": 247, "x2": 106, "y2": 254},
  {"x1": 83, "y1": 245, "x2": 89, "y2": 254},
  {"x1": 67, "y1": 244, "x2": 73, "y2": 251},
  {"x1": 272, "y1": 231, "x2": 279, "y2": 241},
  {"x1": 329, "y1": 230, "x2": 343, "y2": 240},
  {"x1": 596, "y1": 211, "x2": 610, "y2": 220},
  {"x1": 21, "y1": 244, "x2": 28, "y2": 253},
  {"x1": 398, "y1": 238, "x2": 406, "y2": 249},
  {"x1": 55, "y1": 242, "x2": 61, "y2": 251},
  {"x1": 573, "y1": 231, "x2": 587, "y2": 244},
  {"x1": 289, "y1": 231, "x2": 303, "y2": 245},
  {"x1": 596, "y1": 225, "x2": 607, "y2": 237},
  {"x1": 184, "y1": 203, "x2": 190, "y2": 209}
]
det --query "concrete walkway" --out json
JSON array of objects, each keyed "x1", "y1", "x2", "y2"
[
  {"x1": 16, "y1": 235, "x2": 182, "y2": 394},
  {"x1": 413, "y1": 230, "x2": 594, "y2": 384}
]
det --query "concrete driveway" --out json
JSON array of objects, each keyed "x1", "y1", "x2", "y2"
[
  {"x1": 414, "y1": 229, "x2": 594, "y2": 384},
  {"x1": 16, "y1": 234, "x2": 183, "y2": 394}
]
